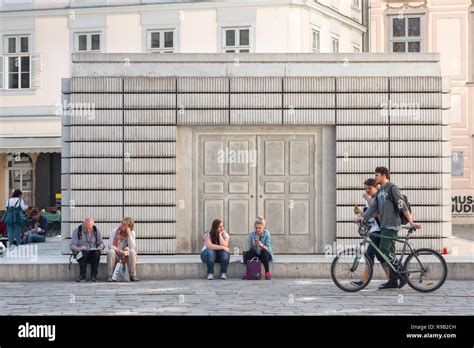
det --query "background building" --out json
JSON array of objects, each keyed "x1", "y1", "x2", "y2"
[
  {"x1": 369, "y1": 0, "x2": 474, "y2": 224},
  {"x1": 0, "y1": 0, "x2": 366, "y2": 209}
]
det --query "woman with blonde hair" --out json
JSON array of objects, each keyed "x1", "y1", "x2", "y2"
[
  {"x1": 107, "y1": 217, "x2": 139, "y2": 282},
  {"x1": 242, "y1": 216, "x2": 274, "y2": 280}
]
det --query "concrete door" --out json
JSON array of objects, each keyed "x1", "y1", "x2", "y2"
[
  {"x1": 257, "y1": 135, "x2": 315, "y2": 253},
  {"x1": 195, "y1": 132, "x2": 316, "y2": 254}
]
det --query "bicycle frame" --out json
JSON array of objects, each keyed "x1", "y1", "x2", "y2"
[{"x1": 351, "y1": 231, "x2": 428, "y2": 275}]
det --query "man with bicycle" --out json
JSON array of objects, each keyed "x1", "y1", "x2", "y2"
[{"x1": 357, "y1": 167, "x2": 421, "y2": 290}]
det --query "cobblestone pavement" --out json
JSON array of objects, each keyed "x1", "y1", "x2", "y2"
[{"x1": 0, "y1": 279, "x2": 472, "y2": 316}]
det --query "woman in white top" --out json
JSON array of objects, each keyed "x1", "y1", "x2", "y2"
[
  {"x1": 4, "y1": 189, "x2": 28, "y2": 247},
  {"x1": 200, "y1": 219, "x2": 230, "y2": 280}
]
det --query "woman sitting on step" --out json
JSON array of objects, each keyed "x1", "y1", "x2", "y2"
[
  {"x1": 200, "y1": 219, "x2": 230, "y2": 280},
  {"x1": 242, "y1": 216, "x2": 274, "y2": 280}
]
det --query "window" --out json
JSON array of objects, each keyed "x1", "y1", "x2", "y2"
[
  {"x1": 147, "y1": 30, "x2": 175, "y2": 53},
  {"x1": 312, "y1": 29, "x2": 320, "y2": 53},
  {"x1": 3, "y1": 35, "x2": 30, "y2": 89},
  {"x1": 390, "y1": 15, "x2": 423, "y2": 53},
  {"x1": 74, "y1": 32, "x2": 101, "y2": 52},
  {"x1": 332, "y1": 38, "x2": 339, "y2": 53},
  {"x1": 223, "y1": 27, "x2": 250, "y2": 53}
]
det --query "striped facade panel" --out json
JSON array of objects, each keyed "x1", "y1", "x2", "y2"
[
  {"x1": 124, "y1": 191, "x2": 175, "y2": 205},
  {"x1": 123, "y1": 77, "x2": 176, "y2": 93},
  {"x1": 283, "y1": 93, "x2": 335, "y2": 109},
  {"x1": 177, "y1": 77, "x2": 228, "y2": 92},
  {"x1": 66, "y1": 110, "x2": 122, "y2": 126},
  {"x1": 69, "y1": 142, "x2": 122, "y2": 157},
  {"x1": 124, "y1": 174, "x2": 175, "y2": 189},
  {"x1": 124, "y1": 110, "x2": 176, "y2": 125},
  {"x1": 70, "y1": 77, "x2": 122, "y2": 93},
  {"x1": 230, "y1": 94, "x2": 281, "y2": 108},
  {"x1": 336, "y1": 142, "x2": 389, "y2": 157},
  {"x1": 337, "y1": 109, "x2": 388, "y2": 124},
  {"x1": 283, "y1": 110, "x2": 335, "y2": 125},
  {"x1": 283, "y1": 77, "x2": 335, "y2": 92},
  {"x1": 124, "y1": 94, "x2": 175, "y2": 109},
  {"x1": 337, "y1": 93, "x2": 388, "y2": 109},
  {"x1": 124, "y1": 158, "x2": 176, "y2": 173},
  {"x1": 230, "y1": 77, "x2": 281, "y2": 92},
  {"x1": 336, "y1": 77, "x2": 389, "y2": 92},
  {"x1": 177, "y1": 93, "x2": 228, "y2": 109},
  {"x1": 230, "y1": 110, "x2": 282, "y2": 124},
  {"x1": 177, "y1": 110, "x2": 228, "y2": 125},
  {"x1": 69, "y1": 126, "x2": 122, "y2": 142},
  {"x1": 124, "y1": 142, "x2": 175, "y2": 157},
  {"x1": 70, "y1": 94, "x2": 122, "y2": 109},
  {"x1": 336, "y1": 158, "x2": 390, "y2": 173}
]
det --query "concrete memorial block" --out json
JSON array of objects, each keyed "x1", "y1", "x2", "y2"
[{"x1": 61, "y1": 53, "x2": 450, "y2": 254}]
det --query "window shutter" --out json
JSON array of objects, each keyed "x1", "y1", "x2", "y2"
[{"x1": 31, "y1": 54, "x2": 41, "y2": 89}]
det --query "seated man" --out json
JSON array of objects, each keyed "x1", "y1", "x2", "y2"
[
  {"x1": 22, "y1": 209, "x2": 48, "y2": 244},
  {"x1": 69, "y1": 217, "x2": 105, "y2": 282},
  {"x1": 107, "y1": 217, "x2": 139, "y2": 282}
]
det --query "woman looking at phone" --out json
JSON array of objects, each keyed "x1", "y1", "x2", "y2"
[{"x1": 242, "y1": 216, "x2": 274, "y2": 280}]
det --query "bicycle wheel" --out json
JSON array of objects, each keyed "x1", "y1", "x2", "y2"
[
  {"x1": 331, "y1": 248, "x2": 373, "y2": 292},
  {"x1": 403, "y1": 248, "x2": 448, "y2": 293}
]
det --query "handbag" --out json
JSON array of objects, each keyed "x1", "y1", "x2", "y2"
[
  {"x1": 245, "y1": 257, "x2": 262, "y2": 280},
  {"x1": 112, "y1": 260, "x2": 130, "y2": 282}
]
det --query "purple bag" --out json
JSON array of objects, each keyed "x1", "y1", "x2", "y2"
[{"x1": 246, "y1": 257, "x2": 262, "y2": 280}]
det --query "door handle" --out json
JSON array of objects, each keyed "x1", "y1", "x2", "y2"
[
  {"x1": 250, "y1": 195, "x2": 254, "y2": 198},
  {"x1": 259, "y1": 195, "x2": 263, "y2": 198}
]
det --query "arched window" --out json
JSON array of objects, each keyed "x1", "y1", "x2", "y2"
[{"x1": 7, "y1": 153, "x2": 33, "y2": 206}]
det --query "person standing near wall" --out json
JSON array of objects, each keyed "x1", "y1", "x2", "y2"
[{"x1": 3, "y1": 189, "x2": 28, "y2": 248}]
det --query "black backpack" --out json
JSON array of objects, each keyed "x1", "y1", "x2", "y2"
[{"x1": 387, "y1": 184, "x2": 411, "y2": 225}]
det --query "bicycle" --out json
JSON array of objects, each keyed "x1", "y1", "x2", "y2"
[{"x1": 331, "y1": 221, "x2": 448, "y2": 293}]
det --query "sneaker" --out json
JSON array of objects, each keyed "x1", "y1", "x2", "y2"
[
  {"x1": 378, "y1": 280, "x2": 399, "y2": 290},
  {"x1": 207, "y1": 274, "x2": 214, "y2": 280},
  {"x1": 220, "y1": 273, "x2": 227, "y2": 280},
  {"x1": 265, "y1": 272, "x2": 271, "y2": 280},
  {"x1": 130, "y1": 276, "x2": 140, "y2": 282},
  {"x1": 107, "y1": 277, "x2": 114, "y2": 282},
  {"x1": 91, "y1": 276, "x2": 97, "y2": 282},
  {"x1": 350, "y1": 280, "x2": 364, "y2": 286},
  {"x1": 76, "y1": 276, "x2": 86, "y2": 283},
  {"x1": 242, "y1": 272, "x2": 248, "y2": 280}
]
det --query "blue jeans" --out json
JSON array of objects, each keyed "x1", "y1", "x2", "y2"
[
  {"x1": 200, "y1": 249, "x2": 230, "y2": 275},
  {"x1": 6, "y1": 224, "x2": 22, "y2": 247},
  {"x1": 23, "y1": 232, "x2": 46, "y2": 244},
  {"x1": 365, "y1": 230, "x2": 384, "y2": 264}
]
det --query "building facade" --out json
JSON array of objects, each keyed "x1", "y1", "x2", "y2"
[
  {"x1": 0, "y1": 0, "x2": 366, "y2": 210},
  {"x1": 61, "y1": 53, "x2": 451, "y2": 254},
  {"x1": 369, "y1": 0, "x2": 474, "y2": 224}
]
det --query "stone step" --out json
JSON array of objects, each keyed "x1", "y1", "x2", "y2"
[{"x1": 0, "y1": 254, "x2": 472, "y2": 282}]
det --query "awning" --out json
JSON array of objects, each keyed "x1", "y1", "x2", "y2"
[{"x1": 0, "y1": 137, "x2": 61, "y2": 154}]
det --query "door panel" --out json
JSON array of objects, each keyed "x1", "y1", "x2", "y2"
[
  {"x1": 196, "y1": 132, "x2": 316, "y2": 254},
  {"x1": 197, "y1": 135, "x2": 256, "y2": 252}
]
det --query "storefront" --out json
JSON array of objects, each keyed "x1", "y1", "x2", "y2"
[{"x1": 0, "y1": 137, "x2": 61, "y2": 210}]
